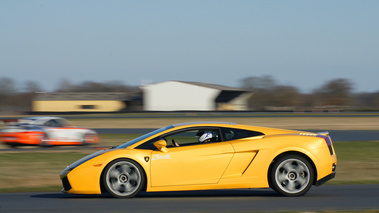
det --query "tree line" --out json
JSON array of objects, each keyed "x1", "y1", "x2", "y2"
[
  {"x1": 239, "y1": 76, "x2": 379, "y2": 111},
  {"x1": 0, "y1": 76, "x2": 378, "y2": 113}
]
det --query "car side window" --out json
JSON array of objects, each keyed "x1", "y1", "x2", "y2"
[
  {"x1": 165, "y1": 128, "x2": 220, "y2": 147},
  {"x1": 221, "y1": 127, "x2": 264, "y2": 141},
  {"x1": 56, "y1": 118, "x2": 72, "y2": 127},
  {"x1": 135, "y1": 128, "x2": 221, "y2": 150},
  {"x1": 44, "y1": 119, "x2": 62, "y2": 127}
]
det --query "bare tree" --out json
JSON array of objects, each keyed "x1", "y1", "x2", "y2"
[
  {"x1": 355, "y1": 91, "x2": 379, "y2": 110},
  {"x1": 23, "y1": 81, "x2": 43, "y2": 93},
  {"x1": 240, "y1": 76, "x2": 301, "y2": 110},
  {"x1": 270, "y1": 85, "x2": 300, "y2": 107},
  {"x1": 55, "y1": 79, "x2": 139, "y2": 93},
  {"x1": 314, "y1": 78, "x2": 353, "y2": 106},
  {"x1": 0, "y1": 77, "x2": 18, "y2": 111},
  {"x1": 240, "y1": 76, "x2": 275, "y2": 110},
  {"x1": 240, "y1": 75, "x2": 276, "y2": 91},
  {"x1": 55, "y1": 79, "x2": 75, "y2": 92},
  {"x1": 0, "y1": 77, "x2": 17, "y2": 95},
  {"x1": 20, "y1": 81, "x2": 43, "y2": 111}
]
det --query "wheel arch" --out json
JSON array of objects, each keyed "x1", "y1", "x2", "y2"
[
  {"x1": 99, "y1": 157, "x2": 148, "y2": 194},
  {"x1": 267, "y1": 151, "x2": 318, "y2": 187}
]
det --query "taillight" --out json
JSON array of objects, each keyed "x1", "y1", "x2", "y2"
[{"x1": 317, "y1": 135, "x2": 334, "y2": 155}]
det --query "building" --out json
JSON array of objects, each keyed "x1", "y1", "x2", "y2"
[
  {"x1": 33, "y1": 92, "x2": 141, "y2": 112},
  {"x1": 141, "y1": 81, "x2": 252, "y2": 111}
]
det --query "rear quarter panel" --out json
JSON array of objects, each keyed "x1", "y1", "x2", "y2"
[{"x1": 234, "y1": 134, "x2": 335, "y2": 187}]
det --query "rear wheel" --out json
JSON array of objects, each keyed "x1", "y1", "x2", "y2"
[
  {"x1": 269, "y1": 154, "x2": 314, "y2": 196},
  {"x1": 102, "y1": 159, "x2": 145, "y2": 198},
  {"x1": 9, "y1": 144, "x2": 19, "y2": 148}
]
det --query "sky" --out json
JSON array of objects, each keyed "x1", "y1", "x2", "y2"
[{"x1": 1, "y1": 1, "x2": 379, "y2": 93}]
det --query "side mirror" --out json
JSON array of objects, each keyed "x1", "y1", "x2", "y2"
[{"x1": 153, "y1": 139, "x2": 168, "y2": 153}]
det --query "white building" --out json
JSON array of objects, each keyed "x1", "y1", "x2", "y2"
[{"x1": 142, "y1": 81, "x2": 253, "y2": 111}]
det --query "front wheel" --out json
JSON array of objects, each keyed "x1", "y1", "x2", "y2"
[
  {"x1": 269, "y1": 154, "x2": 314, "y2": 196},
  {"x1": 102, "y1": 159, "x2": 145, "y2": 198}
]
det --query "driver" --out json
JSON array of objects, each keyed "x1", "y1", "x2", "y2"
[
  {"x1": 171, "y1": 131, "x2": 214, "y2": 147},
  {"x1": 198, "y1": 131, "x2": 213, "y2": 143}
]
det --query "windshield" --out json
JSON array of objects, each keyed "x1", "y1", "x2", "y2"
[
  {"x1": 117, "y1": 125, "x2": 174, "y2": 149},
  {"x1": 56, "y1": 118, "x2": 74, "y2": 127}
]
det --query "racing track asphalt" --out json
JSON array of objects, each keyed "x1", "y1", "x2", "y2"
[{"x1": 1, "y1": 184, "x2": 379, "y2": 213}]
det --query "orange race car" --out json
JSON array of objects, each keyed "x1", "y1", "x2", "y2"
[
  {"x1": 60, "y1": 121, "x2": 337, "y2": 198},
  {"x1": 1, "y1": 116, "x2": 99, "y2": 147}
]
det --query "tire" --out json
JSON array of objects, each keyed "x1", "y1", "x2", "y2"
[
  {"x1": 269, "y1": 154, "x2": 314, "y2": 196},
  {"x1": 9, "y1": 144, "x2": 19, "y2": 148},
  {"x1": 102, "y1": 159, "x2": 145, "y2": 198}
]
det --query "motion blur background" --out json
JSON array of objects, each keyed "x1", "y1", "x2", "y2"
[
  {"x1": 0, "y1": 76, "x2": 377, "y2": 114},
  {"x1": 1, "y1": 0, "x2": 379, "y2": 197}
]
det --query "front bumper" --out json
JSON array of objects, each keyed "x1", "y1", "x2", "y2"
[
  {"x1": 61, "y1": 176, "x2": 72, "y2": 192},
  {"x1": 60, "y1": 164, "x2": 103, "y2": 195}
]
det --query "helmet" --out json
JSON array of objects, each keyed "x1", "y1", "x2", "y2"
[{"x1": 199, "y1": 131, "x2": 213, "y2": 143}]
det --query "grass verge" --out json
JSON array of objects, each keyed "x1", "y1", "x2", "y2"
[{"x1": 329, "y1": 141, "x2": 379, "y2": 184}]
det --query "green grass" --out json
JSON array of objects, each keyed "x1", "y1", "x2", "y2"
[
  {"x1": 0, "y1": 152, "x2": 88, "y2": 165},
  {"x1": 328, "y1": 141, "x2": 379, "y2": 185},
  {"x1": 333, "y1": 141, "x2": 379, "y2": 162},
  {"x1": 0, "y1": 137, "x2": 378, "y2": 192},
  {"x1": 0, "y1": 151, "x2": 92, "y2": 193}
]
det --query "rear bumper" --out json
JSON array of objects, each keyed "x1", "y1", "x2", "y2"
[{"x1": 315, "y1": 171, "x2": 336, "y2": 186}]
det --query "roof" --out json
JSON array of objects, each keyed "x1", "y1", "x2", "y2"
[
  {"x1": 18, "y1": 116, "x2": 64, "y2": 125},
  {"x1": 34, "y1": 92, "x2": 139, "y2": 101},
  {"x1": 178, "y1": 81, "x2": 246, "y2": 91},
  {"x1": 145, "y1": 81, "x2": 248, "y2": 92},
  {"x1": 172, "y1": 121, "x2": 237, "y2": 127}
]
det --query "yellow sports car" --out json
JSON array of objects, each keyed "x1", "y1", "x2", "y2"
[{"x1": 60, "y1": 122, "x2": 337, "y2": 198}]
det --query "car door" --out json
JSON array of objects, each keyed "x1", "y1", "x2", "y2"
[
  {"x1": 150, "y1": 128, "x2": 234, "y2": 187},
  {"x1": 43, "y1": 119, "x2": 77, "y2": 142}
]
